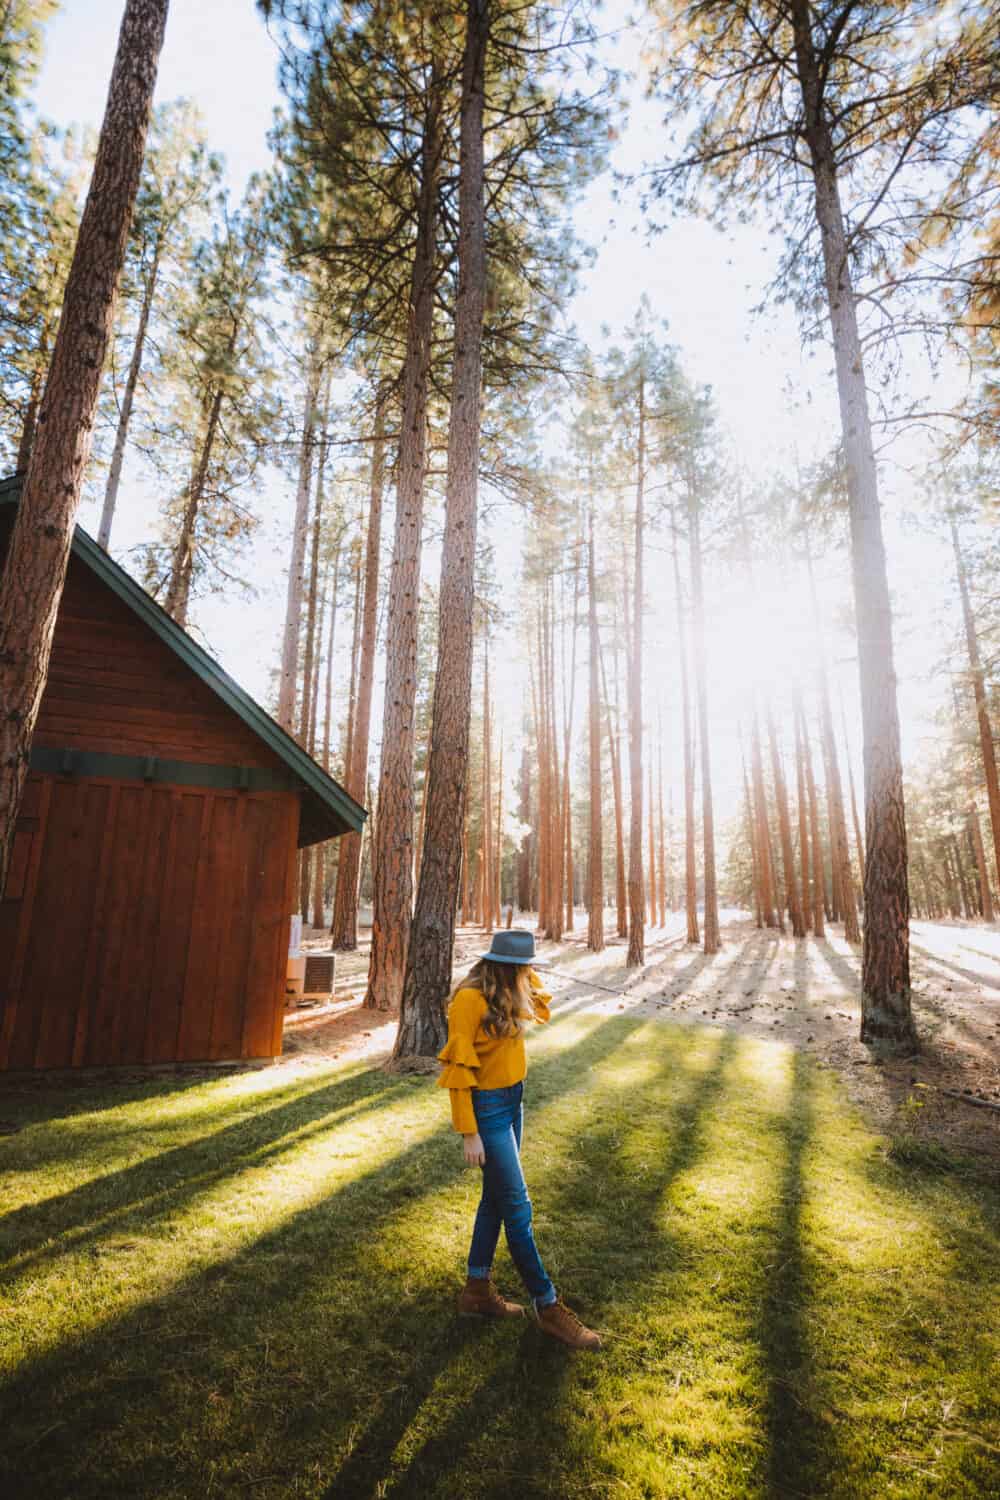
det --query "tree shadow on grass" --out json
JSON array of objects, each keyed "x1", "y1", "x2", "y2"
[
  {"x1": 755, "y1": 1048, "x2": 830, "y2": 1499},
  {"x1": 0, "y1": 1010, "x2": 649, "y2": 1500},
  {"x1": 0, "y1": 1068, "x2": 213, "y2": 1157},
  {"x1": 0, "y1": 1065, "x2": 403, "y2": 1275}
]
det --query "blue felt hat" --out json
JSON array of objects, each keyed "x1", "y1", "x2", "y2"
[{"x1": 479, "y1": 929, "x2": 549, "y2": 967}]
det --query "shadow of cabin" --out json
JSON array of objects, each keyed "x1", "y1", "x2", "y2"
[{"x1": 0, "y1": 474, "x2": 366, "y2": 1072}]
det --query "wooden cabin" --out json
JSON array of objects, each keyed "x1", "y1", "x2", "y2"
[{"x1": 0, "y1": 474, "x2": 365, "y2": 1072}]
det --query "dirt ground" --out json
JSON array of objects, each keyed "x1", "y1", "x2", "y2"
[{"x1": 285, "y1": 911, "x2": 1000, "y2": 1174}]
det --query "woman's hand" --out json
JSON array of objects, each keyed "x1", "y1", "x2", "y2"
[{"x1": 463, "y1": 1132, "x2": 485, "y2": 1167}]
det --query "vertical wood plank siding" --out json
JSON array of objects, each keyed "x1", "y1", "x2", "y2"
[{"x1": 0, "y1": 776, "x2": 296, "y2": 1069}]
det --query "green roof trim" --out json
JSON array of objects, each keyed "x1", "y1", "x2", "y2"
[{"x1": 0, "y1": 475, "x2": 366, "y2": 844}]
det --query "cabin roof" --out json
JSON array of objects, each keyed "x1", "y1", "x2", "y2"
[{"x1": 0, "y1": 474, "x2": 366, "y2": 845}]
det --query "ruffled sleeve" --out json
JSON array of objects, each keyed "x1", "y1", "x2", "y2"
[
  {"x1": 527, "y1": 967, "x2": 552, "y2": 1024},
  {"x1": 437, "y1": 988, "x2": 486, "y2": 1134}
]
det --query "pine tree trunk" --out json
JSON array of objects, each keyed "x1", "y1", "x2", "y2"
[
  {"x1": 790, "y1": 0, "x2": 913, "y2": 1046},
  {"x1": 337, "y1": 538, "x2": 362, "y2": 819},
  {"x1": 599, "y1": 638, "x2": 627, "y2": 939},
  {"x1": 482, "y1": 652, "x2": 494, "y2": 929},
  {"x1": 766, "y1": 707, "x2": 805, "y2": 937},
  {"x1": 164, "y1": 377, "x2": 226, "y2": 627},
  {"x1": 298, "y1": 392, "x2": 330, "y2": 923},
  {"x1": 366, "y1": 73, "x2": 443, "y2": 1012},
  {"x1": 750, "y1": 710, "x2": 778, "y2": 927},
  {"x1": 547, "y1": 586, "x2": 563, "y2": 940},
  {"x1": 647, "y1": 761, "x2": 657, "y2": 927},
  {"x1": 98, "y1": 243, "x2": 160, "y2": 550},
  {"x1": 313, "y1": 547, "x2": 341, "y2": 931},
  {"x1": 0, "y1": 0, "x2": 169, "y2": 898},
  {"x1": 16, "y1": 356, "x2": 46, "y2": 472},
  {"x1": 495, "y1": 734, "x2": 504, "y2": 927},
  {"x1": 969, "y1": 805, "x2": 993, "y2": 921},
  {"x1": 626, "y1": 377, "x2": 646, "y2": 967},
  {"x1": 562, "y1": 526, "x2": 582, "y2": 934},
  {"x1": 587, "y1": 508, "x2": 605, "y2": 951},
  {"x1": 277, "y1": 360, "x2": 322, "y2": 731},
  {"x1": 517, "y1": 740, "x2": 532, "y2": 914},
  {"x1": 796, "y1": 690, "x2": 826, "y2": 941},
  {"x1": 951, "y1": 515, "x2": 1000, "y2": 894},
  {"x1": 462, "y1": 806, "x2": 471, "y2": 923},
  {"x1": 331, "y1": 393, "x2": 386, "y2": 950},
  {"x1": 686, "y1": 479, "x2": 719, "y2": 954},
  {"x1": 300, "y1": 374, "x2": 330, "y2": 754},
  {"x1": 741, "y1": 745, "x2": 762, "y2": 926},
  {"x1": 793, "y1": 693, "x2": 812, "y2": 933},
  {"x1": 396, "y1": 3, "x2": 488, "y2": 1050},
  {"x1": 951, "y1": 833, "x2": 974, "y2": 919},
  {"x1": 818, "y1": 670, "x2": 860, "y2": 943},
  {"x1": 667, "y1": 783, "x2": 677, "y2": 911},
  {"x1": 671, "y1": 506, "x2": 699, "y2": 945},
  {"x1": 531, "y1": 649, "x2": 548, "y2": 934},
  {"x1": 657, "y1": 735, "x2": 667, "y2": 928},
  {"x1": 305, "y1": 558, "x2": 330, "y2": 928}
]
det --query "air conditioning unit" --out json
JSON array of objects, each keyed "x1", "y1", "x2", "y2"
[{"x1": 303, "y1": 953, "x2": 335, "y2": 1000}]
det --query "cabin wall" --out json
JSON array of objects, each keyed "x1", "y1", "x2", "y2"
[{"x1": 0, "y1": 774, "x2": 298, "y2": 1070}]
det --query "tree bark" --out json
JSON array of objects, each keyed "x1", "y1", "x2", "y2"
[
  {"x1": 969, "y1": 804, "x2": 994, "y2": 922},
  {"x1": 16, "y1": 355, "x2": 46, "y2": 473},
  {"x1": 517, "y1": 739, "x2": 532, "y2": 914},
  {"x1": 600, "y1": 635, "x2": 627, "y2": 939},
  {"x1": 687, "y1": 476, "x2": 719, "y2": 953},
  {"x1": 793, "y1": 692, "x2": 812, "y2": 932},
  {"x1": 645, "y1": 760, "x2": 656, "y2": 927},
  {"x1": 790, "y1": 0, "x2": 913, "y2": 1047},
  {"x1": 562, "y1": 520, "x2": 582, "y2": 933},
  {"x1": 365, "y1": 71, "x2": 444, "y2": 1013},
  {"x1": 952, "y1": 832, "x2": 974, "y2": 919},
  {"x1": 626, "y1": 375, "x2": 645, "y2": 967},
  {"x1": 796, "y1": 688, "x2": 826, "y2": 941},
  {"x1": 766, "y1": 707, "x2": 805, "y2": 937},
  {"x1": 277, "y1": 359, "x2": 322, "y2": 731},
  {"x1": 163, "y1": 385, "x2": 223, "y2": 627},
  {"x1": 98, "y1": 243, "x2": 160, "y2": 550},
  {"x1": 750, "y1": 709, "x2": 779, "y2": 928},
  {"x1": 672, "y1": 508, "x2": 699, "y2": 945},
  {"x1": 482, "y1": 651, "x2": 494, "y2": 928},
  {"x1": 300, "y1": 373, "x2": 331, "y2": 754},
  {"x1": 587, "y1": 507, "x2": 605, "y2": 951},
  {"x1": 657, "y1": 732, "x2": 667, "y2": 928},
  {"x1": 0, "y1": 0, "x2": 169, "y2": 899},
  {"x1": 331, "y1": 394, "x2": 386, "y2": 949},
  {"x1": 396, "y1": 3, "x2": 488, "y2": 1048},
  {"x1": 951, "y1": 514, "x2": 1000, "y2": 894}
]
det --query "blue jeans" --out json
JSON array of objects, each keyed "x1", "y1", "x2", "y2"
[{"x1": 467, "y1": 1082, "x2": 557, "y2": 1308}]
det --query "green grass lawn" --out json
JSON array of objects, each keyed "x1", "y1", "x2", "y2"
[{"x1": 1, "y1": 1009, "x2": 998, "y2": 1500}]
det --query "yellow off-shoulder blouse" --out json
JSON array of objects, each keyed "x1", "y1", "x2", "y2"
[{"x1": 437, "y1": 969, "x2": 551, "y2": 1134}]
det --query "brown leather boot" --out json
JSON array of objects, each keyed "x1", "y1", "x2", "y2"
[
  {"x1": 534, "y1": 1297, "x2": 602, "y2": 1351},
  {"x1": 457, "y1": 1276, "x2": 525, "y2": 1318}
]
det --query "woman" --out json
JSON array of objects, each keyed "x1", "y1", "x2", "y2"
[{"x1": 437, "y1": 928, "x2": 602, "y2": 1351}]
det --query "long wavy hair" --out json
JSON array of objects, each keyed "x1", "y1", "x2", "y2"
[{"x1": 456, "y1": 958, "x2": 535, "y2": 1039}]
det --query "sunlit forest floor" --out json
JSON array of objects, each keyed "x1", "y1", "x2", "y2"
[
  {"x1": 2, "y1": 916, "x2": 998, "y2": 1499},
  {"x1": 294, "y1": 913, "x2": 1000, "y2": 1172}
]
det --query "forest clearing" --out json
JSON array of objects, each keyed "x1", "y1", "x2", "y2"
[
  {"x1": 1, "y1": 913, "x2": 998, "y2": 1499},
  {"x1": 2, "y1": 0, "x2": 1000, "y2": 1495}
]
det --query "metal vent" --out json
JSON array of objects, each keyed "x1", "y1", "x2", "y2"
[{"x1": 303, "y1": 953, "x2": 335, "y2": 999}]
